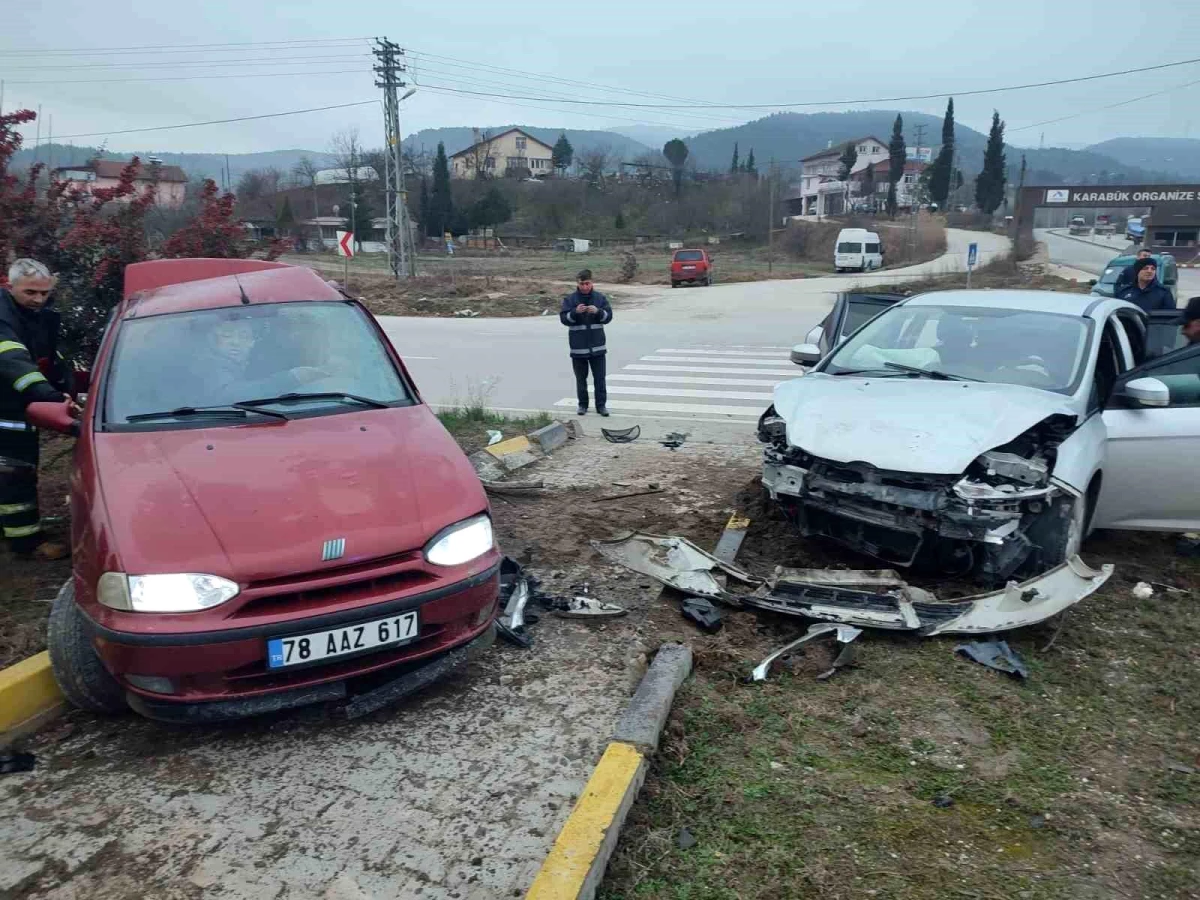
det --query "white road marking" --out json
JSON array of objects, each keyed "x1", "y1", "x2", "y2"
[
  {"x1": 553, "y1": 398, "x2": 763, "y2": 417},
  {"x1": 654, "y1": 348, "x2": 792, "y2": 358},
  {"x1": 603, "y1": 386, "x2": 774, "y2": 401},
  {"x1": 401, "y1": 356, "x2": 438, "y2": 360},
  {"x1": 609, "y1": 374, "x2": 782, "y2": 388},
  {"x1": 641, "y1": 355, "x2": 792, "y2": 366},
  {"x1": 625, "y1": 363, "x2": 800, "y2": 377}
]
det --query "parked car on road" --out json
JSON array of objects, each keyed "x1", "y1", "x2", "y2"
[
  {"x1": 1069, "y1": 215, "x2": 1089, "y2": 235},
  {"x1": 670, "y1": 248, "x2": 714, "y2": 287},
  {"x1": 791, "y1": 292, "x2": 903, "y2": 366},
  {"x1": 1090, "y1": 252, "x2": 1178, "y2": 301},
  {"x1": 759, "y1": 290, "x2": 1200, "y2": 625},
  {"x1": 1126, "y1": 217, "x2": 1145, "y2": 243},
  {"x1": 834, "y1": 228, "x2": 883, "y2": 272},
  {"x1": 1094, "y1": 214, "x2": 1115, "y2": 235},
  {"x1": 35, "y1": 259, "x2": 500, "y2": 722}
]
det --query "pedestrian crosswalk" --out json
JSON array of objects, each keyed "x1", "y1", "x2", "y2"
[{"x1": 553, "y1": 346, "x2": 799, "y2": 420}]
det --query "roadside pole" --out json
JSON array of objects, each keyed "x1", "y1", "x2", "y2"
[
  {"x1": 768, "y1": 160, "x2": 776, "y2": 276},
  {"x1": 967, "y1": 241, "x2": 978, "y2": 288}
]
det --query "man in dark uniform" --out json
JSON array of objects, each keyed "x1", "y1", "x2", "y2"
[
  {"x1": 1181, "y1": 297, "x2": 1200, "y2": 346},
  {"x1": 1117, "y1": 258, "x2": 1175, "y2": 313},
  {"x1": 559, "y1": 269, "x2": 613, "y2": 416},
  {"x1": 0, "y1": 259, "x2": 75, "y2": 560},
  {"x1": 1113, "y1": 248, "x2": 1153, "y2": 295}
]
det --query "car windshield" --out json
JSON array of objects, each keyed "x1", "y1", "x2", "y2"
[
  {"x1": 840, "y1": 298, "x2": 895, "y2": 339},
  {"x1": 837, "y1": 242, "x2": 862, "y2": 253},
  {"x1": 824, "y1": 303, "x2": 1091, "y2": 394},
  {"x1": 105, "y1": 301, "x2": 411, "y2": 426},
  {"x1": 1098, "y1": 263, "x2": 1129, "y2": 286},
  {"x1": 675, "y1": 250, "x2": 703, "y2": 261}
]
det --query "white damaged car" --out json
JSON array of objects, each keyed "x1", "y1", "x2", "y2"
[{"x1": 759, "y1": 290, "x2": 1200, "y2": 610}]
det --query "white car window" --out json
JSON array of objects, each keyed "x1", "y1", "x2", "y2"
[{"x1": 825, "y1": 304, "x2": 1091, "y2": 394}]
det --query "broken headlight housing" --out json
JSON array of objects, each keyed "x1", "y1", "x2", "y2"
[
  {"x1": 757, "y1": 405, "x2": 787, "y2": 443},
  {"x1": 953, "y1": 449, "x2": 1054, "y2": 503}
]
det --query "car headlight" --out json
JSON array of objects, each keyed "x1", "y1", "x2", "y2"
[
  {"x1": 97, "y1": 572, "x2": 240, "y2": 612},
  {"x1": 424, "y1": 515, "x2": 495, "y2": 567}
]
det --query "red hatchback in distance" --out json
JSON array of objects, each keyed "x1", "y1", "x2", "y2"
[
  {"x1": 669, "y1": 248, "x2": 714, "y2": 287},
  {"x1": 38, "y1": 259, "x2": 500, "y2": 722}
]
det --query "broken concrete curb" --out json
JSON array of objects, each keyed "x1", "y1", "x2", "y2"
[
  {"x1": 525, "y1": 643, "x2": 692, "y2": 900},
  {"x1": 469, "y1": 420, "x2": 574, "y2": 482},
  {"x1": 611, "y1": 643, "x2": 693, "y2": 754},
  {"x1": 529, "y1": 422, "x2": 569, "y2": 454},
  {"x1": 0, "y1": 652, "x2": 66, "y2": 745}
]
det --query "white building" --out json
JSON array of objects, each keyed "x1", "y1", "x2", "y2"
[
  {"x1": 450, "y1": 128, "x2": 555, "y2": 179},
  {"x1": 798, "y1": 136, "x2": 890, "y2": 217}
]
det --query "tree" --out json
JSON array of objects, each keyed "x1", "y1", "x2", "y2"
[
  {"x1": 579, "y1": 146, "x2": 611, "y2": 186},
  {"x1": 860, "y1": 162, "x2": 876, "y2": 210},
  {"x1": 291, "y1": 155, "x2": 320, "y2": 218},
  {"x1": 887, "y1": 114, "x2": 906, "y2": 217},
  {"x1": 429, "y1": 142, "x2": 454, "y2": 237},
  {"x1": 276, "y1": 195, "x2": 296, "y2": 236},
  {"x1": 837, "y1": 141, "x2": 858, "y2": 181},
  {"x1": 614, "y1": 210, "x2": 626, "y2": 230},
  {"x1": 466, "y1": 186, "x2": 512, "y2": 230},
  {"x1": 236, "y1": 167, "x2": 282, "y2": 201},
  {"x1": 662, "y1": 139, "x2": 689, "y2": 197},
  {"x1": 552, "y1": 133, "x2": 574, "y2": 176},
  {"x1": 975, "y1": 110, "x2": 1007, "y2": 215},
  {"x1": 730, "y1": 143, "x2": 740, "y2": 175},
  {"x1": 419, "y1": 179, "x2": 432, "y2": 237},
  {"x1": 463, "y1": 129, "x2": 495, "y2": 179},
  {"x1": 745, "y1": 147, "x2": 757, "y2": 178},
  {"x1": 928, "y1": 98, "x2": 955, "y2": 209}
]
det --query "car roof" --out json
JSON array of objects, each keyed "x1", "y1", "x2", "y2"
[
  {"x1": 902, "y1": 289, "x2": 1133, "y2": 318},
  {"x1": 123, "y1": 262, "x2": 345, "y2": 319},
  {"x1": 1107, "y1": 252, "x2": 1174, "y2": 266}
]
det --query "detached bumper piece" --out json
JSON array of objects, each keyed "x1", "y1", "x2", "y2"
[
  {"x1": 591, "y1": 532, "x2": 763, "y2": 603},
  {"x1": 744, "y1": 558, "x2": 1113, "y2": 636}
]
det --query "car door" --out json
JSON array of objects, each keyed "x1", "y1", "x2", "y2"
[{"x1": 1093, "y1": 343, "x2": 1200, "y2": 531}]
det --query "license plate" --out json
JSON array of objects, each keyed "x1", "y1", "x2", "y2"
[
  {"x1": 267, "y1": 611, "x2": 419, "y2": 669},
  {"x1": 683, "y1": 265, "x2": 696, "y2": 269}
]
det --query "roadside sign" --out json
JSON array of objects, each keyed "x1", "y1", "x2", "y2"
[
  {"x1": 967, "y1": 242, "x2": 978, "y2": 268},
  {"x1": 336, "y1": 230, "x2": 355, "y2": 258}
]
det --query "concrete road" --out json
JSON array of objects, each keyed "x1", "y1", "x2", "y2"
[
  {"x1": 1037, "y1": 228, "x2": 1200, "y2": 300},
  {"x1": 380, "y1": 228, "x2": 1010, "y2": 436}
]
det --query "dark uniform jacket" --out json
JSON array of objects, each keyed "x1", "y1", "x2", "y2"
[
  {"x1": 559, "y1": 289, "x2": 613, "y2": 358},
  {"x1": 1117, "y1": 280, "x2": 1175, "y2": 313},
  {"x1": 0, "y1": 289, "x2": 67, "y2": 426}
]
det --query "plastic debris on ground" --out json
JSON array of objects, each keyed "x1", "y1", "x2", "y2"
[
  {"x1": 555, "y1": 594, "x2": 627, "y2": 619},
  {"x1": 453, "y1": 308, "x2": 480, "y2": 318},
  {"x1": 680, "y1": 596, "x2": 724, "y2": 633},
  {"x1": 954, "y1": 639, "x2": 1029, "y2": 679},
  {"x1": 592, "y1": 532, "x2": 762, "y2": 603},
  {"x1": 676, "y1": 827, "x2": 697, "y2": 850},
  {"x1": 1177, "y1": 533, "x2": 1200, "y2": 558},
  {"x1": 0, "y1": 751, "x2": 36, "y2": 775},
  {"x1": 1132, "y1": 581, "x2": 1155, "y2": 600},
  {"x1": 601, "y1": 425, "x2": 641, "y2": 444},
  {"x1": 486, "y1": 430, "x2": 503, "y2": 446},
  {"x1": 660, "y1": 431, "x2": 689, "y2": 450},
  {"x1": 749, "y1": 623, "x2": 862, "y2": 683}
]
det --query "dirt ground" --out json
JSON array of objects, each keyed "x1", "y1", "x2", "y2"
[{"x1": 0, "y1": 434, "x2": 74, "y2": 669}]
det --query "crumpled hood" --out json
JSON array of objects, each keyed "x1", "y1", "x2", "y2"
[
  {"x1": 772, "y1": 374, "x2": 1078, "y2": 475},
  {"x1": 94, "y1": 406, "x2": 485, "y2": 581}
]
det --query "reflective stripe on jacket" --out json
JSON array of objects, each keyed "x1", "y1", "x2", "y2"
[
  {"x1": 0, "y1": 289, "x2": 66, "y2": 423},
  {"x1": 559, "y1": 289, "x2": 613, "y2": 358}
]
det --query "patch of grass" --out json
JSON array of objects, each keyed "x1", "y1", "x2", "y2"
[
  {"x1": 435, "y1": 402, "x2": 553, "y2": 456},
  {"x1": 600, "y1": 556, "x2": 1200, "y2": 900}
]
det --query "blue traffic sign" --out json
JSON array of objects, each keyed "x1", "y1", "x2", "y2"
[{"x1": 967, "y1": 242, "x2": 978, "y2": 268}]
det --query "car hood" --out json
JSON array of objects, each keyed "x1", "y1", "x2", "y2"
[
  {"x1": 94, "y1": 406, "x2": 485, "y2": 581},
  {"x1": 772, "y1": 374, "x2": 1079, "y2": 475}
]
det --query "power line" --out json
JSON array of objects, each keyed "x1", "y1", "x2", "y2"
[
  {"x1": 0, "y1": 54, "x2": 373, "y2": 70},
  {"x1": 1009, "y1": 76, "x2": 1200, "y2": 134},
  {"x1": 46, "y1": 100, "x2": 378, "y2": 140},
  {"x1": 394, "y1": 56, "x2": 1200, "y2": 110},
  {"x1": 5, "y1": 68, "x2": 371, "y2": 86},
  {"x1": 1, "y1": 38, "x2": 373, "y2": 56}
]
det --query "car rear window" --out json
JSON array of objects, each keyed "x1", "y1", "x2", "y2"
[
  {"x1": 105, "y1": 301, "x2": 411, "y2": 426},
  {"x1": 837, "y1": 242, "x2": 863, "y2": 253},
  {"x1": 674, "y1": 250, "x2": 704, "y2": 261}
]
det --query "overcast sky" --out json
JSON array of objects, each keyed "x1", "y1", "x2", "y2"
[{"x1": 2, "y1": 0, "x2": 1197, "y2": 157}]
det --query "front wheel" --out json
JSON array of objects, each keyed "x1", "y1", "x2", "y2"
[{"x1": 48, "y1": 580, "x2": 127, "y2": 714}]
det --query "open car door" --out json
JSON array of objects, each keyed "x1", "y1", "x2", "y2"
[{"x1": 1093, "y1": 342, "x2": 1200, "y2": 531}]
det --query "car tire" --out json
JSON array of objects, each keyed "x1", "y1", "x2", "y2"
[
  {"x1": 1030, "y1": 480, "x2": 1098, "y2": 571},
  {"x1": 670, "y1": 281, "x2": 679, "y2": 288},
  {"x1": 48, "y1": 580, "x2": 127, "y2": 715}
]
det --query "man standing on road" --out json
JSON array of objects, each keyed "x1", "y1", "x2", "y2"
[
  {"x1": 1, "y1": 259, "x2": 76, "y2": 561},
  {"x1": 1114, "y1": 248, "x2": 1153, "y2": 295},
  {"x1": 1118, "y1": 258, "x2": 1175, "y2": 312},
  {"x1": 560, "y1": 269, "x2": 613, "y2": 417}
]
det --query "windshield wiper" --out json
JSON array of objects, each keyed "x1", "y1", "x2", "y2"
[
  {"x1": 829, "y1": 367, "x2": 907, "y2": 377},
  {"x1": 884, "y1": 362, "x2": 980, "y2": 382},
  {"x1": 125, "y1": 405, "x2": 288, "y2": 423},
  {"x1": 236, "y1": 391, "x2": 391, "y2": 410}
]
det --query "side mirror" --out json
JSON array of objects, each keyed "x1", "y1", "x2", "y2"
[
  {"x1": 791, "y1": 343, "x2": 822, "y2": 367},
  {"x1": 1087, "y1": 279, "x2": 1097, "y2": 287},
  {"x1": 1118, "y1": 376, "x2": 1170, "y2": 408}
]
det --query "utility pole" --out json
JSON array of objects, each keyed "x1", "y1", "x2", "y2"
[
  {"x1": 767, "y1": 159, "x2": 776, "y2": 276},
  {"x1": 374, "y1": 38, "x2": 413, "y2": 280},
  {"x1": 910, "y1": 124, "x2": 926, "y2": 262}
]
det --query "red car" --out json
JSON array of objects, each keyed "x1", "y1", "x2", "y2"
[
  {"x1": 36, "y1": 259, "x2": 500, "y2": 722},
  {"x1": 669, "y1": 248, "x2": 714, "y2": 287}
]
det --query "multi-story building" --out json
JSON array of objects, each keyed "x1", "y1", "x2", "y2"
[
  {"x1": 51, "y1": 157, "x2": 188, "y2": 209},
  {"x1": 449, "y1": 128, "x2": 555, "y2": 179},
  {"x1": 797, "y1": 136, "x2": 889, "y2": 217}
]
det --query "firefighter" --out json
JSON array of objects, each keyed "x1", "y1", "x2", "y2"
[{"x1": 0, "y1": 259, "x2": 76, "y2": 560}]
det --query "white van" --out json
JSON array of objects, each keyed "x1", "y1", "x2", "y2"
[{"x1": 834, "y1": 228, "x2": 883, "y2": 272}]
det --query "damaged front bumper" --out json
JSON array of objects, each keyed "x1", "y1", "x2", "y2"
[
  {"x1": 762, "y1": 444, "x2": 1072, "y2": 581},
  {"x1": 744, "y1": 557, "x2": 1113, "y2": 635}
]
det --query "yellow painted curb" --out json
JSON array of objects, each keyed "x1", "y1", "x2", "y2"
[
  {"x1": 486, "y1": 435, "x2": 533, "y2": 459},
  {"x1": 526, "y1": 741, "x2": 647, "y2": 900},
  {"x1": 0, "y1": 651, "x2": 64, "y2": 738}
]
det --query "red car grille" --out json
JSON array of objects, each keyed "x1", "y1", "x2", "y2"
[{"x1": 231, "y1": 551, "x2": 437, "y2": 620}]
